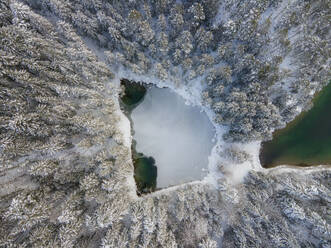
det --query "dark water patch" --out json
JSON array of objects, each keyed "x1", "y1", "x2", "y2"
[
  {"x1": 260, "y1": 81, "x2": 331, "y2": 168},
  {"x1": 132, "y1": 148, "x2": 157, "y2": 194},
  {"x1": 120, "y1": 79, "x2": 157, "y2": 195},
  {"x1": 120, "y1": 79, "x2": 146, "y2": 112}
]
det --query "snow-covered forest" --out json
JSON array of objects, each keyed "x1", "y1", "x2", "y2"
[{"x1": 0, "y1": 0, "x2": 330, "y2": 247}]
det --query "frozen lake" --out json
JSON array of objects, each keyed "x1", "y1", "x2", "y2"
[{"x1": 131, "y1": 86, "x2": 216, "y2": 188}]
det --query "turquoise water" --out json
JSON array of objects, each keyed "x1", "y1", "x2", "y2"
[{"x1": 260, "y1": 82, "x2": 331, "y2": 168}]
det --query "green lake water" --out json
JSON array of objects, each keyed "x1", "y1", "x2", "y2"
[
  {"x1": 120, "y1": 79, "x2": 157, "y2": 195},
  {"x1": 132, "y1": 149, "x2": 157, "y2": 194},
  {"x1": 260, "y1": 82, "x2": 331, "y2": 168},
  {"x1": 120, "y1": 79, "x2": 146, "y2": 112}
]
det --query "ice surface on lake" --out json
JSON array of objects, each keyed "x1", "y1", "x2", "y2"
[{"x1": 131, "y1": 86, "x2": 216, "y2": 188}]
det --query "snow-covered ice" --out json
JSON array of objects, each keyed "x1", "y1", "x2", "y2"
[{"x1": 131, "y1": 86, "x2": 216, "y2": 188}]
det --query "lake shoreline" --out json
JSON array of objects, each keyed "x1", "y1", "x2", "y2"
[
  {"x1": 260, "y1": 81, "x2": 331, "y2": 168},
  {"x1": 119, "y1": 79, "x2": 158, "y2": 195}
]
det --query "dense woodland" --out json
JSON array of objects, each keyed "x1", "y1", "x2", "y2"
[
  {"x1": 15, "y1": 0, "x2": 330, "y2": 142},
  {"x1": 0, "y1": 0, "x2": 330, "y2": 247}
]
